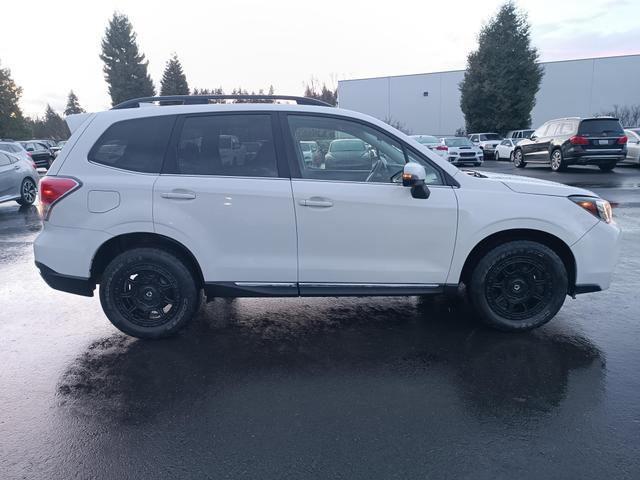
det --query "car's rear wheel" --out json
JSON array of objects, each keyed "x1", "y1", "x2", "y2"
[
  {"x1": 550, "y1": 149, "x2": 566, "y2": 171},
  {"x1": 469, "y1": 241, "x2": 568, "y2": 331},
  {"x1": 598, "y1": 161, "x2": 616, "y2": 172},
  {"x1": 16, "y1": 178, "x2": 37, "y2": 206},
  {"x1": 99, "y1": 248, "x2": 199, "y2": 338},
  {"x1": 513, "y1": 149, "x2": 526, "y2": 168},
  {"x1": 494, "y1": 150, "x2": 500, "y2": 161}
]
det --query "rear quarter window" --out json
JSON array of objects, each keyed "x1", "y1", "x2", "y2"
[{"x1": 88, "y1": 115, "x2": 176, "y2": 173}]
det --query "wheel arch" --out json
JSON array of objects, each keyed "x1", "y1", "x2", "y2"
[
  {"x1": 458, "y1": 228, "x2": 577, "y2": 295},
  {"x1": 90, "y1": 232, "x2": 204, "y2": 287}
]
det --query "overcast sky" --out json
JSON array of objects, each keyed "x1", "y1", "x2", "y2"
[{"x1": 1, "y1": 0, "x2": 638, "y2": 117}]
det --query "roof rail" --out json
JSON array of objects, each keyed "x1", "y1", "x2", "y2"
[{"x1": 111, "y1": 95, "x2": 332, "y2": 110}]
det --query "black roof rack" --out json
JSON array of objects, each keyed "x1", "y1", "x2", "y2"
[{"x1": 112, "y1": 95, "x2": 332, "y2": 110}]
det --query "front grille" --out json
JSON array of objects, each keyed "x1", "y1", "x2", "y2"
[{"x1": 460, "y1": 152, "x2": 475, "y2": 157}]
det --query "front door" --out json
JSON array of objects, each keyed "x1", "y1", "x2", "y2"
[
  {"x1": 283, "y1": 114, "x2": 458, "y2": 293},
  {"x1": 154, "y1": 113, "x2": 297, "y2": 288}
]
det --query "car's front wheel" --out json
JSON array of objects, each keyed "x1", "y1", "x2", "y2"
[
  {"x1": 16, "y1": 178, "x2": 37, "y2": 206},
  {"x1": 550, "y1": 149, "x2": 566, "y2": 171},
  {"x1": 99, "y1": 248, "x2": 200, "y2": 338},
  {"x1": 469, "y1": 241, "x2": 568, "y2": 331},
  {"x1": 513, "y1": 149, "x2": 526, "y2": 168},
  {"x1": 494, "y1": 150, "x2": 500, "y2": 161}
]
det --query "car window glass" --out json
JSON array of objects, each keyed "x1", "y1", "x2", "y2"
[
  {"x1": 578, "y1": 119, "x2": 624, "y2": 136},
  {"x1": 88, "y1": 115, "x2": 175, "y2": 173},
  {"x1": 171, "y1": 114, "x2": 277, "y2": 177},
  {"x1": 287, "y1": 114, "x2": 442, "y2": 185},
  {"x1": 557, "y1": 122, "x2": 574, "y2": 135},
  {"x1": 543, "y1": 122, "x2": 559, "y2": 136},
  {"x1": 0, "y1": 152, "x2": 11, "y2": 166}
]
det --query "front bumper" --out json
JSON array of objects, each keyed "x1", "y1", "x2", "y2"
[{"x1": 570, "y1": 219, "x2": 622, "y2": 292}]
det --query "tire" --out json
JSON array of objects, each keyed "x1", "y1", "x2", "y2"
[
  {"x1": 550, "y1": 149, "x2": 566, "y2": 171},
  {"x1": 598, "y1": 162, "x2": 616, "y2": 172},
  {"x1": 469, "y1": 240, "x2": 568, "y2": 331},
  {"x1": 509, "y1": 151, "x2": 515, "y2": 162},
  {"x1": 474, "y1": 162, "x2": 482, "y2": 167},
  {"x1": 16, "y1": 177, "x2": 37, "y2": 206},
  {"x1": 99, "y1": 248, "x2": 199, "y2": 339},
  {"x1": 513, "y1": 149, "x2": 526, "y2": 168},
  {"x1": 494, "y1": 150, "x2": 500, "y2": 161}
]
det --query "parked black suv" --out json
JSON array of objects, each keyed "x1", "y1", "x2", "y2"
[{"x1": 512, "y1": 117, "x2": 627, "y2": 172}]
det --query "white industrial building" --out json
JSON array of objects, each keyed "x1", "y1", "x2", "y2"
[{"x1": 337, "y1": 54, "x2": 640, "y2": 135}]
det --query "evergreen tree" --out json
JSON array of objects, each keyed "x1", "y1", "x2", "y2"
[
  {"x1": 459, "y1": 2, "x2": 543, "y2": 134},
  {"x1": 160, "y1": 54, "x2": 190, "y2": 95},
  {"x1": 64, "y1": 90, "x2": 85, "y2": 115},
  {"x1": 0, "y1": 59, "x2": 30, "y2": 139},
  {"x1": 304, "y1": 78, "x2": 337, "y2": 106},
  {"x1": 44, "y1": 105, "x2": 70, "y2": 139},
  {"x1": 100, "y1": 12, "x2": 155, "y2": 106}
]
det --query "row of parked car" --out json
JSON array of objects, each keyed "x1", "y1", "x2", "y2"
[
  {"x1": 0, "y1": 138, "x2": 67, "y2": 170},
  {"x1": 411, "y1": 117, "x2": 640, "y2": 172}
]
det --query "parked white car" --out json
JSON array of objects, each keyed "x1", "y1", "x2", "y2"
[
  {"x1": 437, "y1": 137, "x2": 483, "y2": 166},
  {"x1": 494, "y1": 138, "x2": 520, "y2": 161},
  {"x1": 623, "y1": 129, "x2": 640, "y2": 165},
  {"x1": 34, "y1": 95, "x2": 621, "y2": 339},
  {"x1": 0, "y1": 150, "x2": 39, "y2": 206},
  {"x1": 468, "y1": 132, "x2": 502, "y2": 155},
  {"x1": 410, "y1": 135, "x2": 440, "y2": 151}
]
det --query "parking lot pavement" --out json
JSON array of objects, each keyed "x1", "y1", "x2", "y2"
[{"x1": 1, "y1": 186, "x2": 639, "y2": 478}]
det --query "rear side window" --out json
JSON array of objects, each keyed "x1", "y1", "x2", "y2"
[
  {"x1": 169, "y1": 114, "x2": 277, "y2": 177},
  {"x1": 88, "y1": 116, "x2": 175, "y2": 173},
  {"x1": 578, "y1": 119, "x2": 624, "y2": 136}
]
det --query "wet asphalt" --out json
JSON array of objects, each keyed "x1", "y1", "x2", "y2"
[{"x1": 1, "y1": 162, "x2": 639, "y2": 479}]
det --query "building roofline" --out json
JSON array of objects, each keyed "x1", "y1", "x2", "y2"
[{"x1": 338, "y1": 53, "x2": 640, "y2": 84}]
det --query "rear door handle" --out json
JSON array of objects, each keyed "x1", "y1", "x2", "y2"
[
  {"x1": 299, "y1": 197, "x2": 333, "y2": 208},
  {"x1": 160, "y1": 190, "x2": 196, "y2": 200}
]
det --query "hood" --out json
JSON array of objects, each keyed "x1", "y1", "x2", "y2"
[{"x1": 473, "y1": 171, "x2": 598, "y2": 197}]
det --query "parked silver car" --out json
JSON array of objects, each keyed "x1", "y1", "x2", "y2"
[
  {"x1": 437, "y1": 137, "x2": 483, "y2": 166},
  {"x1": 623, "y1": 129, "x2": 640, "y2": 165},
  {"x1": 0, "y1": 150, "x2": 39, "y2": 206},
  {"x1": 0, "y1": 141, "x2": 31, "y2": 163}
]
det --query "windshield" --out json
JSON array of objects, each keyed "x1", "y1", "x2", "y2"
[
  {"x1": 481, "y1": 133, "x2": 501, "y2": 140},
  {"x1": 330, "y1": 139, "x2": 366, "y2": 152},
  {"x1": 578, "y1": 119, "x2": 623, "y2": 136},
  {"x1": 413, "y1": 135, "x2": 438, "y2": 145},
  {"x1": 444, "y1": 137, "x2": 473, "y2": 147}
]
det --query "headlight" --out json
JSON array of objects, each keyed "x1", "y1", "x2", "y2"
[{"x1": 569, "y1": 195, "x2": 613, "y2": 223}]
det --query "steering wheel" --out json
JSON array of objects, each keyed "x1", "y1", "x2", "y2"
[{"x1": 365, "y1": 154, "x2": 388, "y2": 183}]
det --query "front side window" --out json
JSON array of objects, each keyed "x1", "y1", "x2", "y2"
[
  {"x1": 170, "y1": 114, "x2": 277, "y2": 177},
  {"x1": 88, "y1": 115, "x2": 175, "y2": 173},
  {"x1": 0, "y1": 152, "x2": 11, "y2": 166},
  {"x1": 287, "y1": 114, "x2": 442, "y2": 185}
]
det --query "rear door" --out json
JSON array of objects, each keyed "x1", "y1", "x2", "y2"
[
  {"x1": 530, "y1": 122, "x2": 557, "y2": 162},
  {"x1": 0, "y1": 152, "x2": 17, "y2": 199},
  {"x1": 154, "y1": 112, "x2": 297, "y2": 288}
]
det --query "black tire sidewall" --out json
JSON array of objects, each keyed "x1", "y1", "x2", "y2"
[
  {"x1": 17, "y1": 178, "x2": 36, "y2": 206},
  {"x1": 514, "y1": 149, "x2": 526, "y2": 168},
  {"x1": 469, "y1": 241, "x2": 568, "y2": 331},
  {"x1": 99, "y1": 248, "x2": 198, "y2": 338}
]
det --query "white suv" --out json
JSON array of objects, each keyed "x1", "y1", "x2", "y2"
[{"x1": 34, "y1": 95, "x2": 622, "y2": 338}]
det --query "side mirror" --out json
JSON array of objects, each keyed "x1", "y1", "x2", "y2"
[
  {"x1": 402, "y1": 163, "x2": 430, "y2": 199},
  {"x1": 530, "y1": 134, "x2": 537, "y2": 141}
]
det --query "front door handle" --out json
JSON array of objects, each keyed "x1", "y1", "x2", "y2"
[
  {"x1": 299, "y1": 197, "x2": 333, "y2": 208},
  {"x1": 160, "y1": 190, "x2": 196, "y2": 200}
]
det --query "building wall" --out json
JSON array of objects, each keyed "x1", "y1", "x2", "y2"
[{"x1": 337, "y1": 54, "x2": 640, "y2": 135}]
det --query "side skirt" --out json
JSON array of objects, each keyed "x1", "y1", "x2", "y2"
[{"x1": 204, "y1": 282, "x2": 445, "y2": 299}]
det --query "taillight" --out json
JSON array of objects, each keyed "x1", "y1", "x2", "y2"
[
  {"x1": 617, "y1": 135, "x2": 628, "y2": 145},
  {"x1": 569, "y1": 135, "x2": 589, "y2": 145},
  {"x1": 436, "y1": 145, "x2": 448, "y2": 151},
  {"x1": 39, "y1": 176, "x2": 81, "y2": 220}
]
